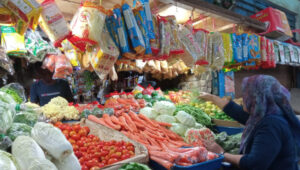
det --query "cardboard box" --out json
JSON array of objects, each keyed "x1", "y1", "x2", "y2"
[
  {"x1": 251, "y1": 7, "x2": 293, "y2": 41},
  {"x1": 213, "y1": 119, "x2": 244, "y2": 128}
]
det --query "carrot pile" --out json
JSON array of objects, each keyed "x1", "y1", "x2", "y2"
[
  {"x1": 104, "y1": 98, "x2": 146, "y2": 116},
  {"x1": 88, "y1": 112, "x2": 216, "y2": 169}
]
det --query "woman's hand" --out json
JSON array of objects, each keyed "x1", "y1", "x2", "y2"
[
  {"x1": 199, "y1": 93, "x2": 229, "y2": 110},
  {"x1": 203, "y1": 141, "x2": 224, "y2": 154}
]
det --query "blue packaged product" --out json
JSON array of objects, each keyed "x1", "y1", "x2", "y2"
[
  {"x1": 224, "y1": 71, "x2": 235, "y2": 99},
  {"x1": 113, "y1": 6, "x2": 135, "y2": 59},
  {"x1": 232, "y1": 33, "x2": 243, "y2": 63},
  {"x1": 139, "y1": 0, "x2": 155, "y2": 40},
  {"x1": 122, "y1": 3, "x2": 145, "y2": 55},
  {"x1": 133, "y1": 6, "x2": 152, "y2": 57},
  {"x1": 241, "y1": 33, "x2": 249, "y2": 62},
  {"x1": 106, "y1": 12, "x2": 119, "y2": 48},
  {"x1": 218, "y1": 70, "x2": 225, "y2": 98}
]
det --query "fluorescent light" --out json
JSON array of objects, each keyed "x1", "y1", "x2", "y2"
[
  {"x1": 158, "y1": 5, "x2": 191, "y2": 22},
  {"x1": 192, "y1": 17, "x2": 210, "y2": 26},
  {"x1": 216, "y1": 23, "x2": 236, "y2": 31}
]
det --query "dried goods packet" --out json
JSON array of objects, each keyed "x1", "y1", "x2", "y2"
[{"x1": 0, "y1": 46, "x2": 15, "y2": 75}]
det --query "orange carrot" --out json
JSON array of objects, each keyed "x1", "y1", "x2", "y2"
[
  {"x1": 149, "y1": 150, "x2": 178, "y2": 162},
  {"x1": 110, "y1": 115, "x2": 122, "y2": 126},
  {"x1": 138, "y1": 114, "x2": 159, "y2": 128},
  {"x1": 122, "y1": 112, "x2": 138, "y2": 132},
  {"x1": 88, "y1": 115, "x2": 109, "y2": 127},
  {"x1": 102, "y1": 114, "x2": 121, "y2": 130},
  {"x1": 119, "y1": 116, "x2": 133, "y2": 132},
  {"x1": 157, "y1": 121, "x2": 172, "y2": 127},
  {"x1": 144, "y1": 130, "x2": 165, "y2": 141},
  {"x1": 128, "y1": 111, "x2": 144, "y2": 124},
  {"x1": 150, "y1": 156, "x2": 173, "y2": 170}
]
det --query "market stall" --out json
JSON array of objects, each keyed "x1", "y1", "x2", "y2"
[{"x1": 0, "y1": 0, "x2": 300, "y2": 169}]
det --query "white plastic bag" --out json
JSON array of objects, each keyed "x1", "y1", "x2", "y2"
[
  {"x1": 31, "y1": 122, "x2": 73, "y2": 160},
  {"x1": 53, "y1": 153, "x2": 80, "y2": 170}
]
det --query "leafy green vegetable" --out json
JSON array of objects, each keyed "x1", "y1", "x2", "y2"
[
  {"x1": 14, "y1": 110, "x2": 38, "y2": 127},
  {"x1": 119, "y1": 162, "x2": 151, "y2": 170},
  {"x1": 103, "y1": 108, "x2": 114, "y2": 115},
  {"x1": 7, "y1": 123, "x2": 32, "y2": 141},
  {"x1": 215, "y1": 132, "x2": 242, "y2": 154},
  {"x1": 151, "y1": 91, "x2": 159, "y2": 97},
  {"x1": 0, "y1": 88, "x2": 23, "y2": 104},
  {"x1": 175, "y1": 105, "x2": 212, "y2": 126},
  {"x1": 134, "y1": 93, "x2": 143, "y2": 99},
  {"x1": 91, "y1": 108, "x2": 103, "y2": 118},
  {"x1": 81, "y1": 109, "x2": 92, "y2": 118},
  {"x1": 143, "y1": 95, "x2": 152, "y2": 102}
]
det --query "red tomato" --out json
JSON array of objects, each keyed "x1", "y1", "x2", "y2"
[
  {"x1": 93, "y1": 152, "x2": 101, "y2": 159},
  {"x1": 122, "y1": 149, "x2": 128, "y2": 154},
  {"x1": 71, "y1": 134, "x2": 81, "y2": 141},
  {"x1": 54, "y1": 121, "x2": 63, "y2": 127},
  {"x1": 127, "y1": 146, "x2": 134, "y2": 152},
  {"x1": 68, "y1": 139, "x2": 76, "y2": 144},
  {"x1": 77, "y1": 141, "x2": 84, "y2": 147},
  {"x1": 62, "y1": 131, "x2": 69, "y2": 139},
  {"x1": 100, "y1": 150, "x2": 109, "y2": 157},
  {"x1": 83, "y1": 126, "x2": 90, "y2": 134},
  {"x1": 75, "y1": 151, "x2": 83, "y2": 158},
  {"x1": 110, "y1": 152, "x2": 121, "y2": 159},
  {"x1": 79, "y1": 157, "x2": 85, "y2": 164},
  {"x1": 81, "y1": 165, "x2": 89, "y2": 170},
  {"x1": 87, "y1": 134, "x2": 96, "y2": 139},
  {"x1": 90, "y1": 167, "x2": 100, "y2": 170},
  {"x1": 97, "y1": 163, "x2": 105, "y2": 168},
  {"x1": 78, "y1": 129, "x2": 88, "y2": 137},
  {"x1": 65, "y1": 125, "x2": 72, "y2": 131},
  {"x1": 107, "y1": 158, "x2": 118, "y2": 165},
  {"x1": 116, "y1": 147, "x2": 123, "y2": 152},
  {"x1": 80, "y1": 146, "x2": 88, "y2": 152},
  {"x1": 86, "y1": 159, "x2": 99, "y2": 168},
  {"x1": 128, "y1": 151, "x2": 134, "y2": 156},
  {"x1": 120, "y1": 153, "x2": 130, "y2": 160},
  {"x1": 72, "y1": 124, "x2": 81, "y2": 132}
]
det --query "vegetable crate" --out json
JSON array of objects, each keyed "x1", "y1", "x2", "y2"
[
  {"x1": 213, "y1": 119, "x2": 244, "y2": 135},
  {"x1": 78, "y1": 119, "x2": 149, "y2": 170},
  {"x1": 150, "y1": 155, "x2": 224, "y2": 170}
]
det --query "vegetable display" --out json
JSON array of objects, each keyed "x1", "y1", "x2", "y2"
[
  {"x1": 175, "y1": 105, "x2": 212, "y2": 126},
  {"x1": 165, "y1": 90, "x2": 192, "y2": 104},
  {"x1": 54, "y1": 122, "x2": 135, "y2": 169},
  {"x1": 7, "y1": 123, "x2": 32, "y2": 141},
  {"x1": 0, "y1": 150, "x2": 20, "y2": 170},
  {"x1": 215, "y1": 132, "x2": 242, "y2": 154},
  {"x1": 192, "y1": 101, "x2": 233, "y2": 121}
]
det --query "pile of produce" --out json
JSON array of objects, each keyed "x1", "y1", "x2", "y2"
[
  {"x1": 120, "y1": 162, "x2": 151, "y2": 170},
  {"x1": 80, "y1": 107, "x2": 114, "y2": 119},
  {"x1": 215, "y1": 132, "x2": 242, "y2": 154},
  {"x1": 70, "y1": 101, "x2": 103, "y2": 114},
  {"x1": 42, "y1": 97, "x2": 80, "y2": 122},
  {"x1": 55, "y1": 122, "x2": 135, "y2": 169},
  {"x1": 133, "y1": 85, "x2": 168, "y2": 107},
  {"x1": 191, "y1": 101, "x2": 233, "y2": 121},
  {"x1": 0, "y1": 83, "x2": 25, "y2": 104},
  {"x1": 88, "y1": 112, "x2": 218, "y2": 169},
  {"x1": 165, "y1": 90, "x2": 192, "y2": 104},
  {"x1": 175, "y1": 105, "x2": 212, "y2": 127},
  {"x1": 105, "y1": 98, "x2": 146, "y2": 116}
]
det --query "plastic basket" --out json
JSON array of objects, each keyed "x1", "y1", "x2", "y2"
[
  {"x1": 216, "y1": 126, "x2": 244, "y2": 135},
  {"x1": 150, "y1": 154, "x2": 224, "y2": 170}
]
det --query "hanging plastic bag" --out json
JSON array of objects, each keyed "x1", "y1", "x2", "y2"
[
  {"x1": 53, "y1": 55, "x2": 73, "y2": 79},
  {"x1": 150, "y1": 14, "x2": 160, "y2": 55},
  {"x1": 194, "y1": 29, "x2": 209, "y2": 66},
  {"x1": 70, "y1": 1, "x2": 106, "y2": 48},
  {"x1": 0, "y1": 4, "x2": 14, "y2": 26},
  {"x1": 209, "y1": 32, "x2": 225, "y2": 70},
  {"x1": 61, "y1": 40, "x2": 81, "y2": 68},
  {"x1": 25, "y1": 29, "x2": 52, "y2": 63},
  {"x1": 0, "y1": 46, "x2": 15, "y2": 75},
  {"x1": 157, "y1": 16, "x2": 171, "y2": 59},
  {"x1": 139, "y1": 0, "x2": 155, "y2": 40},
  {"x1": 91, "y1": 26, "x2": 119, "y2": 80},
  {"x1": 106, "y1": 10, "x2": 120, "y2": 49},
  {"x1": 122, "y1": 3, "x2": 145, "y2": 55},
  {"x1": 0, "y1": 83, "x2": 26, "y2": 104},
  {"x1": 133, "y1": 6, "x2": 152, "y2": 57},
  {"x1": 222, "y1": 33, "x2": 233, "y2": 65},
  {"x1": 1, "y1": 26, "x2": 26, "y2": 57},
  {"x1": 232, "y1": 33, "x2": 243, "y2": 63},
  {"x1": 113, "y1": 5, "x2": 135, "y2": 59},
  {"x1": 241, "y1": 33, "x2": 249, "y2": 62},
  {"x1": 42, "y1": 54, "x2": 56, "y2": 72},
  {"x1": 247, "y1": 34, "x2": 261, "y2": 68},
  {"x1": 39, "y1": 0, "x2": 71, "y2": 47},
  {"x1": 166, "y1": 16, "x2": 184, "y2": 55}
]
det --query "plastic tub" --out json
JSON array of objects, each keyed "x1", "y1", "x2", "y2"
[
  {"x1": 150, "y1": 154, "x2": 224, "y2": 170},
  {"x1": 216, "y1": 126, "x2": 244, "y2": 135}
]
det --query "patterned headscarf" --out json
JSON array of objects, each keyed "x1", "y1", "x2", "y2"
[{"x1": 241, "y1": 75, "x2": 300, "y2": 159}]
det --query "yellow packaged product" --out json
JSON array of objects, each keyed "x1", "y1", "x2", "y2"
[
  {"x1": 1, "y1": 26, "x2": 26, "y2": 56},
  {"x1": 61, "y1": 40, "x2": 81, "y2": 67},
  {"x1": 222, "y1": 33, "x2": 233, "y2": 64}
]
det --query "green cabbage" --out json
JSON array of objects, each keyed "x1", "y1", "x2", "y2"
[
  {"x1": 14, "y1": 111, "x2": 38, "y2": 127},
  {"x1": 139, "y1": 107, "x2": 158, "y2": 119},
  {"x1": 175, "y1": 111, "x2": 196, "y2": 127},
  {"x1": 7, "y1": 123, "x2": 32, "y2": 141},
  {"x1": 155, "y1": 115, "x2": 177, "y2": 124},
  {"x1": 170, "y1": 123, "x2": 188, "y2": 136}
]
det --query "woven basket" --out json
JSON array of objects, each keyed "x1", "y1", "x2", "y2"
[{"x1": 79, "y1": 119, "x2": 149, "y2": 170}]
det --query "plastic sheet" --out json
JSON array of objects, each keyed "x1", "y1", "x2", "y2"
[
  {"x1": 70, "y1": 1, "x2": 106, "y2": 47},
  {"x1": 209, "y1": 32, "x2": 225, "y2": 70},
  {"x1": 166, "y1": 16, "x2": 184, "y2": 55},
  {"x1": 158, "y1": 16, "x2": 171, "y2": 59},
  {"x1": 194, "y1": 29, "x2": 209, "y2": 65},
  {"x1": 0, "y1": 46, "x2": 15, "y2": 75},
  {"x1": 39, "y1": 0, "x2": 71, "y2": 47},
  {"x1": 122, "y1": 3, "x2": 145, "y2": 55},
  {"x1": 0, "y1": 83, "x2": 26, "y2": 104}
]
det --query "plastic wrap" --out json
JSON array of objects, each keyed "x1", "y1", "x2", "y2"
[
  {"x1": 0, "y1": 150, "x2": 19, "y2": 170},
  {"x1": 39, "y1": 0, "x2": 71, "y2": 47},
  {"x1": 139, "y1": 0, "x2": 155, "y2": 40},
  {"x1": 150, "y1": 15, "x2": 160, "y2": 55},
  {"x1": 0, "y1": 135, "x2": 12, "y2": 151},
  {"x1": 31, "y1": 122, "x2": 73, "y2": 160},
  {"x1": 267, "y1": 39, "x2": 276, "y2": 68},
  {"x1": 0, "y1": 83, "x2": 26, "y2": 104},
  {"x1": 178, "y1": 25, "x2": 201, "y2": 65},
  {"x1": 260, "y1": 36, "x2": 268, "y2": 66},
  {"x1": 0, "y1": 102, "x2": 14, "y2": 134},
  {"x1": 224, "y1": 71, "x2": 235, "y2": 98},
  {"x1": 122, "y1": 3, "x2": 145, "y2": 55},
  {"x1": 0, "y1": 46, "x2": 15, "y2": 75},
  {"x1": 222, "y1": 33, "x2": 233, "y2": 65},
  {"x1": 158, "y1": 16, "x2": 171, "y2": 58},
  {"x1": 61, "y1": 40, "x2": 81, "y2": 67},
  {"x1": 175, "y1": 146, "x2": 208, "y2": 165},
  {"x1": 53, "y1": 55, "x2": 73, "y2": 79},
  {"x1": 193, "y1": 29, "x2": 209, "y2": 64},
  {"x1": 166, "y1": 16, "x2": 184, "y2": 55},
  {"x1": 14, "y1": 110, "x2": 38, "y2": 127},
  {"x1": 1, "y1": 26, "x2": 26, "y2": 57},
  {"x1": 209, "y1": 32, "x2": 225, "y2": 70},
  {"x1": 25, "y1": 30, "x2": 52, "y2": 63},
  {"x1": 42, "y1": 54, "x2": 56, "y2": 72},
  {"x1": 7, "y1": 123, "x2": 32, "y2": 141},
  {"x1": 232, "y1": 33, "x2": 242, "y2": 63},
  {"x1": 241, "y1": 33, "x2": 249, "y2": 62},
  {"x1": 70, "y1": 1, "x2": 106, "y2": 46},
  {"x1": 133, "y1": 6, "x2": 152, "y2": 57},
  {"x1": 53, "y1": 153, "x2": 80, "y2": 170},
  {"x1": 113, "y1": 6, "x2": 135, "y2": 59},
  {"x1": 185, "y1": 128, "x2": 215, "y2": 147},
  {"x1": 91, "y1": 26, "x2": 119, "y2": 80}
]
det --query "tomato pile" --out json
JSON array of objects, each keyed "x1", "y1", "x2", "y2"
[{"x1": 54, "y1": 122, "x2": 135, "y2": 170}]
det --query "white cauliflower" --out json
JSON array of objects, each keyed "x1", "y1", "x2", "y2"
[{"x1": 153, "y1": 101, "x2": 176, "y2": 115}]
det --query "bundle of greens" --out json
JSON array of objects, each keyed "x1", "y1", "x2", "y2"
[
  {"x1": 215, "y1": 132, "x2": 242, "y2": 154},
  {"x1": 175, "y1": 105, "x2": 212, "y2": 126}
]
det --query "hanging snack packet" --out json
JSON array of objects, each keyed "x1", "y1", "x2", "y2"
[
  {"x1": 260, "y1": 36, "x2": 268, "y2": 68},
  {"x1": 25, "y1": 29, "x2": 52, "y2": 63},
  {"x1": 0, "y1": 46, "x2": 15, "y2": 75},
  {"x1": 122, "y1": 3, "x2": 145, "y2": 55},
  {"x1": 1, "y1": 0, "x2": 41, "y2": 34},
  {"x1": 267, "y1": 40, "x2": 276, "y2": 68},
  {"x1": 277, "y1": 41, "x2": 285, "y2": 64},
  {"x1": 273, "y1": 41, "x2": 280, "y2": 63},
  {"x1": 232, "y1": 33, "x2": 243, "y2": 63},
  {"x1": 241, "y1": 33, "x2": 249, "y2": 62},
  {"x1": 53, "y1": 54, "x2": 73, "y2": 79},
  {"x1": 106, "y1": 10, "x2": 120, "y2": 49},
  {"x1": 282, "y1": 43, "x2": 291, "y2": 64},
  {"x1": 70, "y1": 1, "x2": 106, "y2": 47},
  {"x1": 133, "y1": 6, "x2": 152, "y2": 57},
  {"x1": 293, "y1": 47, "x2": 300, "y2": 64},
  {"x1": 157, "y1": 16, "x2": 171, "y2": 59},
  {"x1": 139, "y1": 0, "x2": 155, "y2": 40},
  {"x1": 1, "y1": 26, "x2": 26, "y2": 57},
  {"x1": 150, "y1": 14, "x2": 160, "y2": 55},
  {"x1": 113, "y1": 5, "x2": 135, "y2": 59},
  {"x1": 194, "y1": 29, "x2": 209, "y2": 65},
  {"x1": 61, "y1": 40, "x2": 81, "y2": 68},
  {"x1": 90, "y1": 26, "x2": 119, "y2": 80},
  {"x1": 39, "y1": 0, "x2": 71, "y2": 47},
  {"x1": 247, "y1": 34, "x2": 260, "y2": 67},
  {"x1": 221, "y1": 33, "x2": 233, "y2": 65},
  {"x1": 0, "y1": 4, "x2": 14, "y2": 26},
  {"x1": 166, "y1": 16, "x2": 184, "y2": 55},
  {"x1": 209, "y1": 32, "x2": 225, "y2": 70}
]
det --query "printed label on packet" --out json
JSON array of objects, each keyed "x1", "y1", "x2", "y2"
[
  {"x1": 117, "y1": 27, "x2": 126, "y2": 48},
  {"x1": 123, "y1": 9, "x2": 134, "y2": 29},
  {"x1": 144, "y1": 2, "x2": 152, "y2": 21}
]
